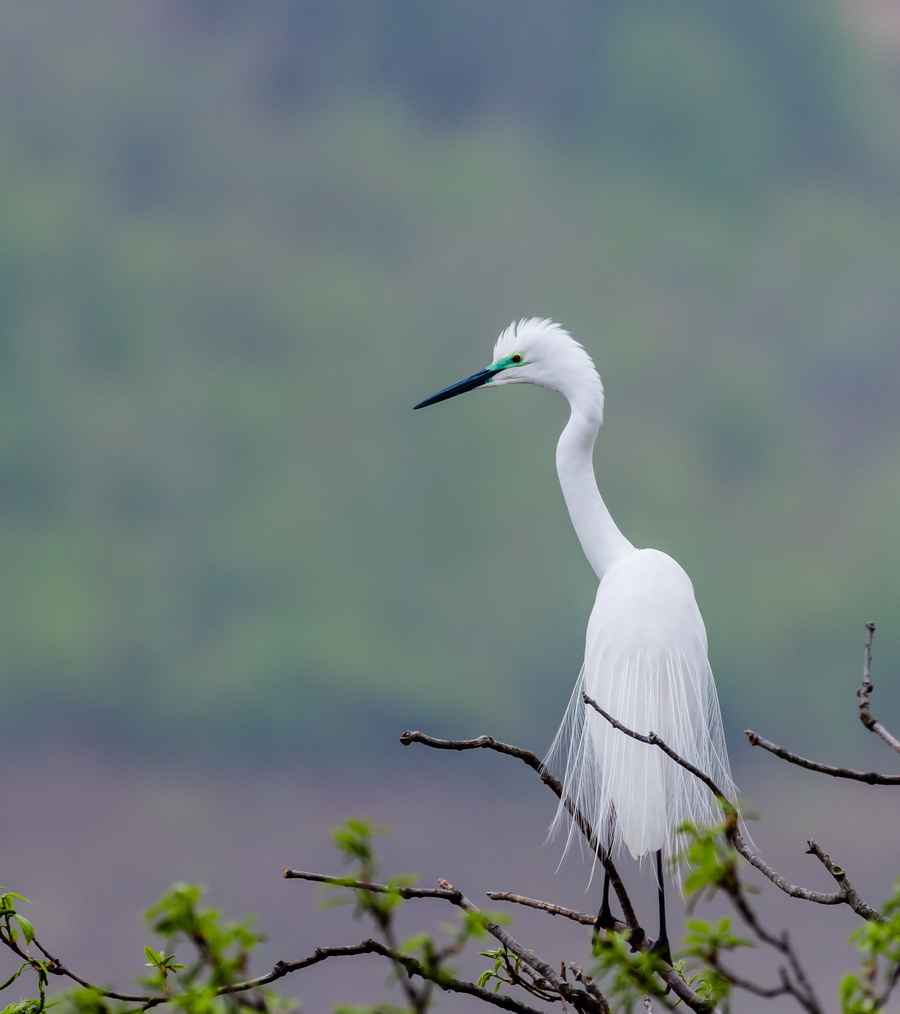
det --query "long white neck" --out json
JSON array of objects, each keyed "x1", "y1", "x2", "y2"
[{"x1": 556, "y1": 405, "x2": 634, "y2": 581}]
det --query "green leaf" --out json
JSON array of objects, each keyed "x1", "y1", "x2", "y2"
[
  {"x1": 0, "y1": 891, "x2": 30, "y2": 904},
  {"x1": 13, "y1": 916, "x2": 34, "y2": 946},
  {"x1": 144, "y1": 946, "x2": 163, "y2": 967}
]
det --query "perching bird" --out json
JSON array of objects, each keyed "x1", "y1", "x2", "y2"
[{"x1": 414, "y1": 318, "x2": 736, "y2": 958}]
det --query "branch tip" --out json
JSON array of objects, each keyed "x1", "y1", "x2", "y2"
[{"x1": 745, "y1": 729, "x2": 900, "y2": 784}]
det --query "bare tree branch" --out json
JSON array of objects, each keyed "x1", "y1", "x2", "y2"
[
  {"x1": 744, "y1": 729, "x2": 900, "y2": 785},
  {"x1": 487, "y1": 887, "x2": 717, "y2": 1007},
  {"x1": 728, "y1": 831, "x2": 885, "y2": 922},
  {"x1": 284, "y1": 870, "x2": 619, "y2": 1013},
  {"x1": 485, "y1": 892, "x2": 596, "y2": 926},
  {"x1": 217, "y1": 939, "x2": 548, "y2": 1014},
  {"x1": 400, "y1": 730, "x2": 641, "y2": 934},
  {"x1": 705, "y1": 955, "x2": 790, "y2": 1000},
  {"x1": 283, "y1": 868, "x2": 459, "y2": 901},
  {"x1": 580, "y1": 696, "x2": 886, "y2": 923},
  {"x1": 486, "y1": 885, "x2": 725, "y2": 1008},
  {"x1": 436, "y1": 877, "x2": 607, "y2": 1014},
  {"x1": 21, "y1": 934, "x2": 165, "y2": 1007},
  {"x1": 857, "y1": 623, "x2": 900, "y2": 756},
  {"x1": 568, "y1": 965, "x2": 610, "y2": 1013},
  {"x1": 400, "y1": 718, "x2": 884, "y2": 1013},
  {"x1": 8, "y1": 903, "x2": 552, "y2": 1014},
  {"x1": 443, "y1": 878, "x2": 720, "y2": 1014},
  {"x1": 702, "y1": 859, "x2": 823, "y2": 1014},
  {"x1": 805, "y1": 840, "x2": 884, "y2": 922},
  {"x1": 577, "y1": 699, "x2": 828, "y2": 1012}
]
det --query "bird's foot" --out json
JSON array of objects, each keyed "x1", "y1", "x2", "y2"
[
  {"x1": 594, "y1": 901, "x2": 616, "y2": 933},
  {"x1": 627, "y1": 927, "x2": 645, "y2": 953},
  {"x1": 592, "y1": 902, "x2": 618, "y2": 955},
  {"x1": 650, "y1": 936, "x2": 672, "y2": 967}
]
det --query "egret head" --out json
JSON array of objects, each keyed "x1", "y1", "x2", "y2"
[{"x1": 414, "y1": 317, "x2": 604, "y2": 420}]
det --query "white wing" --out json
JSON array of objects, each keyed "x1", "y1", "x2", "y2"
[{"x1": 546, "y1": 548, "x2": 735, "y2": 874}]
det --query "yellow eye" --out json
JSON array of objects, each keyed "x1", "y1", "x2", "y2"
[{"x1": 511, "y1": 354, "x2": 522, "y2": 364}]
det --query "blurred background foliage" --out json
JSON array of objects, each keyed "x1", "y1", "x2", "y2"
[{"x1": 1, "y1": 0, "x2": 899, "y2": 762}]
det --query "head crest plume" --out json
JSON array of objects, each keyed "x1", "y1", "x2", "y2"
[{"x1": 494, "y1": 318, "x2": 604, "y2": 419}]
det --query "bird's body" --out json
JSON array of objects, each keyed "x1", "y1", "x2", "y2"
[
  {"x1": 548, "y1": 546, "x2": 732, "y2": 865},
  {"x1": 415, "y1": 318, "x2": 734, "y2": 900}
]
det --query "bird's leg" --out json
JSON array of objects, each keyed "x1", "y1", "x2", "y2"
[
  {"x1": 594, "y1": 871, "x2": 645, "y2": 953},
  {"x1": 594, "y1": 873, "x2": 615, "y2": 932},
  {"x1": 649, "y1": 850, "x2": 672, "y2": 966}
]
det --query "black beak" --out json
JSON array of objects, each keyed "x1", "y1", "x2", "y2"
[{"x1": 413, "y1": 367, "x2": 501, "y2": 410}]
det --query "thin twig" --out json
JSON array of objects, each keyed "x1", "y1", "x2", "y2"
[
  {"x1": 876, "y1": 960, "x2": 900, "y2": 1011},
  {"x1": 496, "y1": 954, "x2": 558, "y2": 1005},
  {"x1": 400, "y1": 730, "x2": 640, "y2": 933},
  {"x1": 744, "y1": 729, "x2": 900, "y2": 784},
  {"x1": 857, "y1": 623, "x2": 900, "y2": 755},
  {"x1": 283, "y1": 869, "x2": 460, "y2": 901},
  {"x1": 484, "y1": 891, "x2": 661, "y2": 956},
  {"x1": 705, "y1": 956, "x2": 790, "y2": 999},
  {"x1": 485, "y1": 893, "x2": 596, "y2": 926}
]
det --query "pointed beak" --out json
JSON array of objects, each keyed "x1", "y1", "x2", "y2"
[{"x1": 413, "y1": 367, "x2": 501, "y2": 410}]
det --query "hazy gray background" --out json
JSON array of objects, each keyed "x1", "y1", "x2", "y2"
[{"x1": 2, "y1": 1, "x2": 900, "y2": 1011}]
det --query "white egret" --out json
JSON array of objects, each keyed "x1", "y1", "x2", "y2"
[{"x1": 414, "y1": 318, "x2": 736, "y2": 958}]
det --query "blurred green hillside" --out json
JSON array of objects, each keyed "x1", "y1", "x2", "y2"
[{"x1": 2, "y1": 0, "x2": 900, "y2": 760}]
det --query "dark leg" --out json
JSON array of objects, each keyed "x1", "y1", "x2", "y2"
[
  {"x1": 650, "y1": 850, "x2": 672, "y2": 966},
  {"x1": 594, "y1": 872, "x2": 615, "y2": 932}
]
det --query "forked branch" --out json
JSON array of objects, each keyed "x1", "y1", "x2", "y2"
[
  {"x1": 857, "y1": 623, "x2": 900, "y2": 755},
  {"x1": 401, "y1": 731, "x2": 725, "y2": 1014},
  {"x1": 565, "y1": 709, "x2": 823, "y2": 1014},
  {"x1": 746, "y1": 624, "x2": 900, "y2": 782},
  {"x1": 11, "y1": 905, "x2": 549, "y2": 1014},
  {"x1": 581, "y1": 693, "x2": 885, "y2": 924},
  {"x1": 400, "y1": 730, "x2": 640, "y2": 933},
  {"x1": 285, "y1": 866, "x2": 612, "y2": 1014},
  {"x1": 437, "y1": 877, "x2": 610, "y2": 1014}
]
